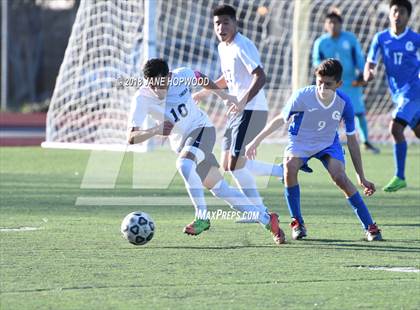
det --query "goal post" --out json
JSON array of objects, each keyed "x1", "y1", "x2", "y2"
[{"x1": 292, "y1": 0, "x2": 311, "y2": 92}]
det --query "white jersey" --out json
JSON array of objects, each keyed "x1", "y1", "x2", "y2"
[
  {"x1": 128, "y1": 67, "x2": 212, "y2": 152},
  {"x1": 218, "y1": 32, "x2": 268, "y2": 111}
]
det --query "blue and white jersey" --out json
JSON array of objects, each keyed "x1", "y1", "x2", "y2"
[
  {"x1": 367, "y1": 28, "x2": 420, "y2": 104},
  {"x1": 128, "y1": 67, "x2": 212, "y2": 152},
  {"x1": 281, "y1": 86, "x2": 356, "y2": 158}
]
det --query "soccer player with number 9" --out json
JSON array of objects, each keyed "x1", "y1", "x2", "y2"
[{"x1": 246, "y1": 59, "x2": 382, "y2": 242}]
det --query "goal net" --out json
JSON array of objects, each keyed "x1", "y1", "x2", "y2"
[{"x1": 44, "y1": 0, "x2": 420, "y2": 150}]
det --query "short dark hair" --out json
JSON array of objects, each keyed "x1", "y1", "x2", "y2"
[
  {"x1": 315, "y1": 59, "x2": 343, "y2": 82},
  {"x1": 142, "y1": 58, "x2": 169, "y2": 79},
  {"x1": 213, "y1": 4, "x2": 236, "y2": 20},
  {"x1": 390, "y1": 0, "x2": 412, "y2": 17},
  {"x1": 325, "y1": 12, "x2": 343, "y2": 24}
]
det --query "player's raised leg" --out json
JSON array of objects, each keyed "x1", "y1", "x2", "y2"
[
  {"x1": 176, "y1": 152, "x2": 211, "y2": 236},
  {"x1": 202, "y1": 165, "x2": 285, "y2": 245},
  {"x1": 325, "y1": 156, "x2": 382, "y2": 241}
]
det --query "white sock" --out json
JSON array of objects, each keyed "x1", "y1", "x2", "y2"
[
  {"x1": 246, "y1": 160, "x2": 284, "y2": 177},
  {"x1": 176, "y1": 158, "x2": 207, "y2": 219},
  {"x1": 230, "y1": 167, "x2": 266, "y2": 211},
  {"x1": 210, "y1": 180, "x2": 270, "y2": 225}
]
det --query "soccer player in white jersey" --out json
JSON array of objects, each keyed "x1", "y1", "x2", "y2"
[
  {"x1": 193, "y1": 4, "x2": 312, "y2": 214},
  {"x1": 246, "y1": 59, "x2": 382, "y2": 241},
  {"x1": 128, "y1": 58, "x2": 285, "y2": 245}
]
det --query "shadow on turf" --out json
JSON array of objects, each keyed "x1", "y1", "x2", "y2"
[
  {"x1": 138, "y1": 239, "x2": 420, "y2": 253},
  {"x1": 382, "y1": 223, "x2": 420, "y2": 227},
  {"x1": 133, "y1": 245, "x2": 277, "y2": 250},
  {"x1": 290, "y1": 239, "x2": 420, "y2": 253}
]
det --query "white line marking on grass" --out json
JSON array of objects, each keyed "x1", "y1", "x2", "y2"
[
  {"x1": 75, "y1": 196, "x2": 228, "y2": 206},
  {"x1": 0, "y1": 227, "x2": 42, "y2": 232},
  {"x1": 361, "y1": 266, "x2": 420, "y2": 273}
]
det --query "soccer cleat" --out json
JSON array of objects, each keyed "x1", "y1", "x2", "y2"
[
  {"x1": 364, "y1": 142, "x2": 380, "y2": 154},
  {"x1": 265, "y1": 212, "x2": 286, "y2": 245},
  {"x1": 383, "y1": 176, "x2": 407, "y2": 192},
  {"x1": 290, "y1": 218, "x2": 307, "y2": 240},
  {"x1": 365, "y1": 223, "x2": 382, "y2": 241},
  {"x1": 183, "y1": 219, "x2": 210, "y2": 235}
]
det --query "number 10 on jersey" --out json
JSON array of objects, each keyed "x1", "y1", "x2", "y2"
[{"x1": 170, "y1": 104, "x2": 188, "y2": 122}]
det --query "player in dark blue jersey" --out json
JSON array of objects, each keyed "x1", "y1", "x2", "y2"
[{"x1": 364, "y1": 0, "x2": 420, "y2": 192}]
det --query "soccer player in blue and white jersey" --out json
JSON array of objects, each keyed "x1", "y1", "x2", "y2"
[
  {"x1": 246, "y1": 59, "x2": 382, "y2": 241},
  {"x1": 364, "y1": 0, "x2": 420, "y2": 192},
  {"x1": 312, "y1": 9, "x2": 380, "y2": 153},
  {"x1": 128, "y1": 58, "x2": 285, "y2": 245},
  {"x1": 193, "y1": 4, "x2": 312, "y2": 216}
]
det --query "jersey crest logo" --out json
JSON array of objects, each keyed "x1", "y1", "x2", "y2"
[
  {"x1": 332, "y1": 111, "x2": 341, "y2": 121},
  {"x1": 179, "y1": 88, "x2": 189, "y2": 97},
  {"x1": 405, "y1": 41, "x2": 414, "y2": 52}
]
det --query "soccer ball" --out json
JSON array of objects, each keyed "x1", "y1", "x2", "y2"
[{"x1": 121, "y1": 211, "x2": 155, "y2": 245}]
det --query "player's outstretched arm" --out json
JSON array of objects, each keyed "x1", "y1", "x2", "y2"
[
  {"x1": 245, "y1": 113, "x2": 285, "y2": 159},
  {"x1": 363, "y1": 62, "x2": 376, "y2": 82},
  {"x1": 128, "y1": 121, "x2": 174, "y2": 144},
  {"x1": 214, "y1": 75, "x2": 228, "y2": 89},
  {"x1": 347, "y1": 134, "x2": 376, "y2": 196},
  {"x1": 195, "y1": 72, "x2": 238, "y2": 108},
  {"x1": 192, "y1": 74, "x2": 227, "y2": 102},
  {"x1": 239, "y1": 66, "x2": 266, "y2": 107}
]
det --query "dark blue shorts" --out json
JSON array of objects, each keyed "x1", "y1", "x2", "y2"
[
  {"x1": 300, "y1": 136, "x2": 345, "y2": 169},
  {"x1": 392, "y1": 96, "x2": 420, "y2": 130}
]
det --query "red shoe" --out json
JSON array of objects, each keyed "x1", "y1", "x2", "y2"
[
  {"x1": 366, "y1": 223, "x2": 382, "y2": 241},
  {"x1": 265, "y1": 212, "x2": 286, "y2": 245},
  {"x1": 290, "y1": 218, "x2": 307, "y2": 240},
  {"x1": 183, "y1": 219, "x2": 210, "y2": 236}
]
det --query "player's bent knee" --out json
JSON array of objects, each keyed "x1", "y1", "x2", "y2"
[
  {"x1": 179, "y1": 146, "x2": 205, "y2": 165},
  {"x1": 332, "y1": 172, "x2": 348, "y2": 188},
  {"x1": 227, "y1": 156, "x2": 244, "y2": 171},
  {"x1": 390, "y1": 120, "x2": 406, "y2": 140},
  {"x1": 414, "y1": 124, "x2": 420, "y2": 139},
  {"x1": 284, "y1": 159, "x2": 301, "y2": 174}
]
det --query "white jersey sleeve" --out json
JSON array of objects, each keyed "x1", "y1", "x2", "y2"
[
  {"x1": 217, "y1": 33, "x2": 268, "y2": 111},
  {"x1": 128, "y1": 90, "x2": 149, "y2": 128},
  {"x1": 237, "y1": 38, "x2": 263, "y2": 74}
]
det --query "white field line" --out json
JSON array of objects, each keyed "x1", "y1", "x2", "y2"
[
  {"x1": 365, "y1": 266, "x2": 420, "y2": 273},
  {"x1": 75, "y1": 196, "x2": 228, "y2": 206},
  {"x1": 0, "y1": 227, "x2": 42, "y2": 232}
]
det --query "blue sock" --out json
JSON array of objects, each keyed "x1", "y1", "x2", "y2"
[
  {"x1": 347, "y1": 192, "x2": 374, "y2": 230},
  {"x1": 394, "y1": 141, "x2": 407, "y2": 180},
  {"x1": 284, "y1": 185, "x2": 303, "y2": 224}
]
